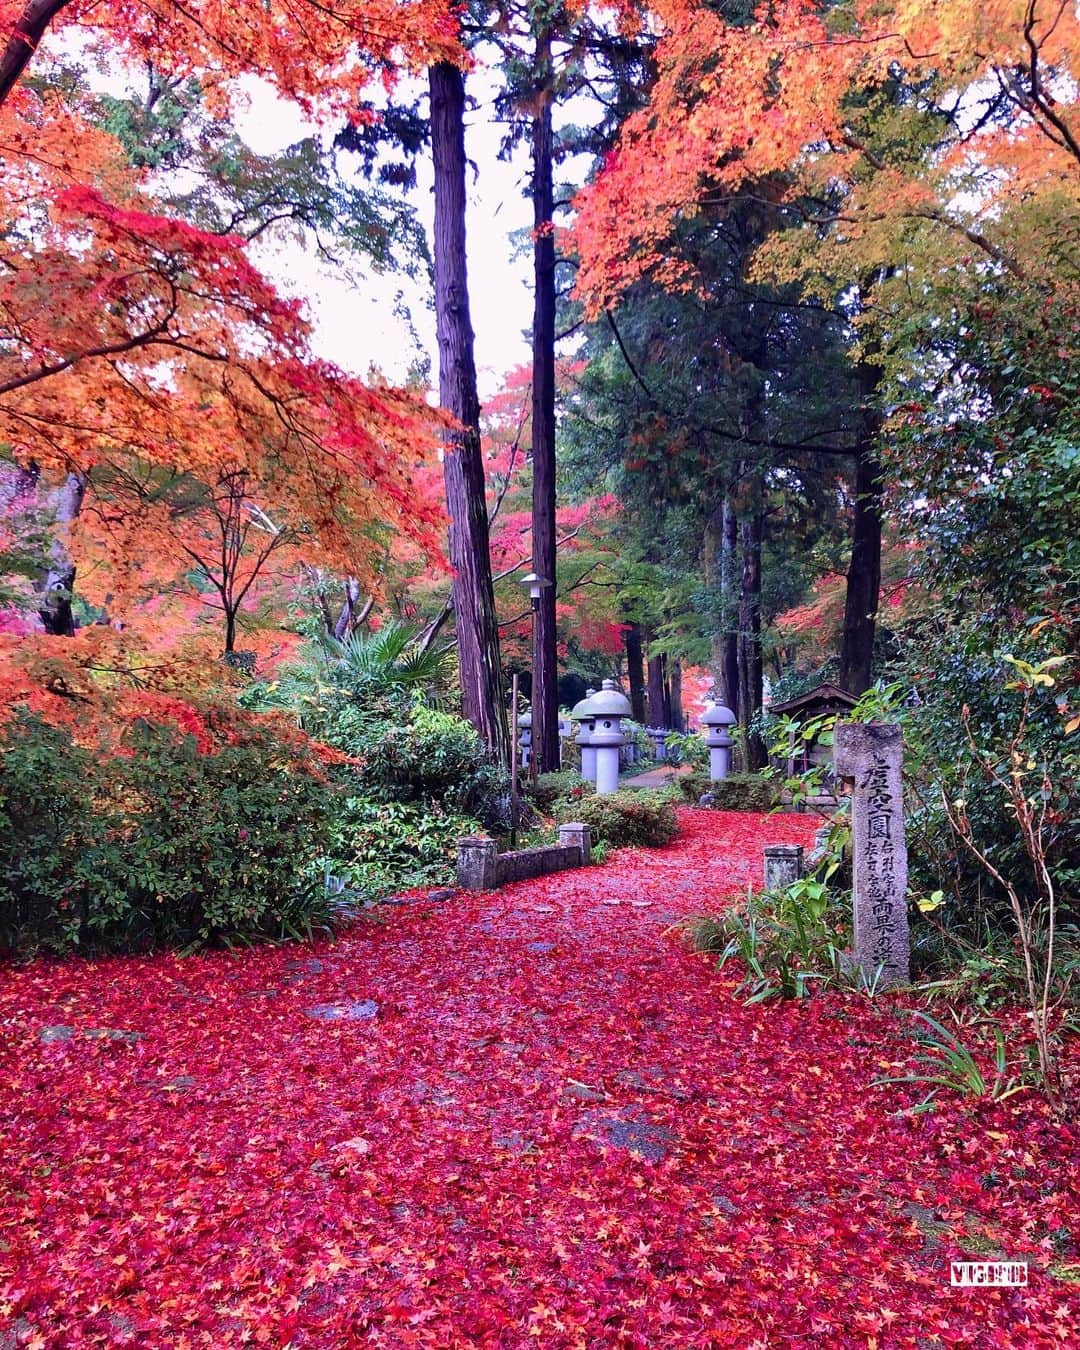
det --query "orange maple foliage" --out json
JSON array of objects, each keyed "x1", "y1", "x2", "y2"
[
  {"x1": 573, "y1": 0, "x2": 1079, "y2": 312},
  {"x1": 0, "y1": 0, "x2": 463, "y2": 638}
]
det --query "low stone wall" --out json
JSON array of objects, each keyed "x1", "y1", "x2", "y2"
[{"x1": 457, "y1": 824, "x2": 591, "y2": 892}]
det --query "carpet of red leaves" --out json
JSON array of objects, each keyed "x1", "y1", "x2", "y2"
[{"x1": 2, "y1": 808, "x2": 1078, "y2": 1347}]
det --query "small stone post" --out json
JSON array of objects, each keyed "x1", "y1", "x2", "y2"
[
  {"x1": 834, "y1": 723, "x2": 910, "y2": 988},
  {"x1": 763, "y1": 844, "x2": 804, "y2": 890},
  {"x1": 457, "y1": 837, "x2": 498, "y2": 891},
  {"x1": 557, "y1": 822, "x2": 592, "y2": 866}
]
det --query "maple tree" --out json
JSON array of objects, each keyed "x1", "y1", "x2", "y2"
[{"x1": 0, "y1": 0, "x2": 463, "y2": 642}]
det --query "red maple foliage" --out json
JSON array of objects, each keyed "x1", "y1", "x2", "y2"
[{"x1": 1, "y1": 809, "x2": 1077, "y2": 1345}]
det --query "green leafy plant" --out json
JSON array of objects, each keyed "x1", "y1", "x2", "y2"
[
  {"x1": 0, "y1": 710, "x2": 336, "y2": 955},
  {"x1": 553, "y1": 789, "x2": 678, "y2": 849},
  {"x1": 663, "y1": 731, "x2": 708, "y2": 769},
  {"x1": 527, "y1": 770, "x2": 590, "y2": 812},
  {"x1": 873, "y1": 1011, "x2": 1028, "y2": 1110},
  {"x1": 676, "y1": 771, "x2": 778, "y2": 812},
  {"x1": 324, "y1": 797, "x2": 476, "y2": 898},
  {"x1": 690, "y1": 875, "x2": 849, "y2": 1003}
]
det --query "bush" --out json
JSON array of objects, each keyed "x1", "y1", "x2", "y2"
[
  {"x1": 676, "y1": 771, "x2": 779, "y2": 812},
  {"x1": 663, "y1": 731, "x2": 708, "y2": 768},
  {"x1": 324, "y1": 797, "x2": 474, "y2": 896},
  {"x1": 0, "y1": 709, "x2": 337, "y2": 956},
  {"x1": 554, "y1": 789, "x2": 679, "y2": 848},
  {"x1": 527, "y1": 770, "x2": 589, "y2": 811}
]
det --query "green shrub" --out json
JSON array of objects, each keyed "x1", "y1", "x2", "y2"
[
  {"x1": 527, "y1": 770, "x2": 589, "y2": 811},
  {"x1": 663, "y1": 731, "x2": 708, "y2": 768},
  {"x1": 554, "y1": 789, "x2": 678, "y2": 848},
  {"x1": 324, "y1": 797, "x2": 475, "y2": 896},
  {"x1": 689, "y1": 876, "x2": 850, "y2": 1002},
  {"x1": 0, "y1": 711, "x2": 336, "y2": 956},
  {"x1": 677, "y1": 771, "x2": 779, "y2": 812}
]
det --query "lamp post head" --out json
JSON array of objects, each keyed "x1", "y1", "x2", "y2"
[{"x1": 520, "y1": 571, "x2": 551, "y2": 607}]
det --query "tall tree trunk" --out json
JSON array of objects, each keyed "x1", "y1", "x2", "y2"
[
  {"x1": 529, "y1": 28, "x2": 560, "y2": 772},
  {"x1": 646, "y1": 650, "x2": 669, "y2": 728},
  {"x1": 623, "y1": 619, "x2": 647, "y2": 723},
  {"x1": 429, "y1": 63, "x2": 509, "y2": 764},
  {"x1": 39, "y1": 471, "x2": 85, "y2": 636},
  {"x1": 704, "y1": 493, "x2": 740, "y2": 713},
  {"x1": 720, "y1": 494, "x2": 740, "y2": 714},
  {"x1": 839, "y1": 362, "x2": 884, "y2": 696},
  {"x1": 669, "y1": 658, "x2": 684, "y2": 731},
  {"x1": 737, "y1": 504, "x2": 766, "y2": 770}
]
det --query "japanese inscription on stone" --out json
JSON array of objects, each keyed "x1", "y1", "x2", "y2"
[{"x1": 834, "y1": 723, "x2": 910, "y2": 989}]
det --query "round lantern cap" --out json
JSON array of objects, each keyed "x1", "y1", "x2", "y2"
[
  {"x1": 517, "y1": 707, "x2": 532, "y2": 728},
  {"x1": 588, "y1": 679, "x2": 632, "y2": 718},
  {"x1": 570, "y1": 688, "x2": 598, "y2": 721},
  {"x1": 701, "y1": 700, "x2": 737, "y2": 728}
]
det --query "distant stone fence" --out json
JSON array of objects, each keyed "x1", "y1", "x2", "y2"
[{"x1": 457, "y1": 824, "x2": 591, "y2": 892}]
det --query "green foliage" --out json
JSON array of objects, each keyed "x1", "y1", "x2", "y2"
[
  {"x1": 248, "y1": 633, "x2": 511, "y2": 831},
  {"x1": 527, "y1": 770, "x2": 590, "y2": 812},
  {"x1": 0, "y1": 712, "x2": 336, "y2": 956},
  {"x1": 320, "y1": 623, "x2": 452, "y2": 699},
  {"x1": 553, "y1": 789, "x2": 678, "y2": 849},
  {"x1": 663, "y1": 731, "x2": 708, "y2": 768},
  {"x1": 691, "y1": 875, "x2": 849, "y2": 1003},
  {"x1": 676, "y1": 771, "x2": 779, "y2": 811},
  {"x1": 873, "y1": 1012, "x2": 1028, "y2": 1111},
  {"x1": 325, "y1": 798, "x2": 474, "y2": 897}
]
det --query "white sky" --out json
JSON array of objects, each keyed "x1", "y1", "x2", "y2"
[{"x1": 233, "y1": 78, "x2": 537, "y2": 399}]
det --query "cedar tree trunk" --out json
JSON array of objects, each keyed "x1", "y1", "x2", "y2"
[
  {"x1": 737, "y1": 506, "x2": 766, "y2": 770},
  {"x1": 646, "y1": 650, "x2": 670, "y2": 728},
  {"x1": 429, "y1": 62, "x2": 509, "y2": 764},
  {"x1": 529, "y1": 30, "x2": 560, "y2": 772},
  {"x1": 623, "y1": 619, "x2": 647, "y2": 723},
  {"x1": 839, "y1": 363, "x2": 884, "y2": 695}
]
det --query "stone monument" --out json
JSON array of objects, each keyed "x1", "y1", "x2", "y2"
[{"x1": 834, "y1": 723, "x2": 910, "y2": 989}]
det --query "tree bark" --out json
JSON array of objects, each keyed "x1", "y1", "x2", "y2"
[
  {"x1": 429, "y1": 62, "x2": 509, "y2": 764},
  {"x1": 38, "y1": 471, "x2": 85, "y2": 636},
  {"x1": 529, "y1": 29, "x2": 560, "y2": 773},
  {"x1": 646, "y1": 650, "x2": 671, "y2": 728},
  {"x1": 704, "y1": 493, "x2": 740, "y2": 714},
  {"x1": 669, "y1": 657, "x2": 684, "y2": 732},
  {"x1": 623, "y1": 619, "x2": 647, "y2": 723},
  {"x1": 0, "y1": 0, "x2": 73, "y2": 110},
  {"x1": 839, "y1": 362, "x2": 884, "y2": 696},
  {"x1": 737, "y1": 504, "x2": 766, "y2": 770}
]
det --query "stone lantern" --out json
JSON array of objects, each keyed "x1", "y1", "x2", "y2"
[
  {"x1": 517, "y1": 704, "x2": 533, "y2": 770},
  {"x1": 590, "y1": 679, "x2": 632, "y2": 795},
  {"x1": 701, "y1": 699, "x2": 737, "y2": 780},
  {"x1": 647, "y1": 727, "x2": 669, "y2": 761},
  {"x1": 570, "y1": 689, "x2": 598, "y2": 783}
]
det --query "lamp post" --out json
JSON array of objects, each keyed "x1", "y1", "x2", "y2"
[{"x1": 519, "y1": 572, "x2": 552, "y2": 779}]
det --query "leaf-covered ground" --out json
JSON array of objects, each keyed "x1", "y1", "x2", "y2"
[{"x1": 1, "y1": 809, "x2": 1077, "y2": 1347}]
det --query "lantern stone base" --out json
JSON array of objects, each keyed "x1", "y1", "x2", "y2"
[{"x1": 457, "y1": 824, "x2": 592, "y2": 891}]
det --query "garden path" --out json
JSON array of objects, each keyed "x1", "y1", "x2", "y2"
[{"x1": 2, "y1": 809, "x2": 1077, "y2": 1346}]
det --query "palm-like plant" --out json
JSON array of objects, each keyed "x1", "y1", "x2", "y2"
[{"x1": 321, "y1": 622, "x2": 451, "y2": 698}]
